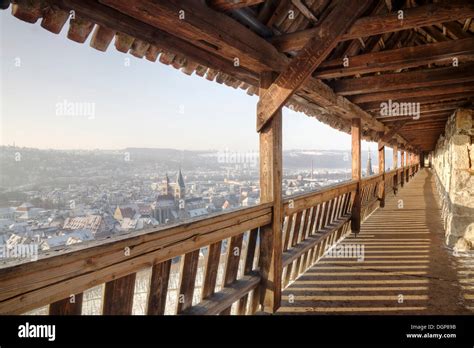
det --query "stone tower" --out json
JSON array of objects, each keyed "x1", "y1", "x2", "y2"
[
  {"x1": 175, "y1": 169, "x2": 185, "y2": 200},
  {"x1": 366, "y1": 148, "x2": 374, "y2": 176}
]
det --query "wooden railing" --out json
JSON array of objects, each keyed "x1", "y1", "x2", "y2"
[
  {"x1": 0, "y1": 203, "x2": 272, "y2": 315},
  {"x1": 0, "y1": 165, "x2": 421, "y2": 315},
  {"x1": 360, "y1": 173, "x2": 384, "y2": 220},
  {"x1": 281, "y1": 181, "x2": 357, "y2": 287}
]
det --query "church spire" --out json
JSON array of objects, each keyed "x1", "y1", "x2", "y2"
[
  {"x1": 175, "y1": 169, "x2": 185, "y2": 200},
  {"x1": 366, "y1": 148, "x2": 374, "y2": 176}
]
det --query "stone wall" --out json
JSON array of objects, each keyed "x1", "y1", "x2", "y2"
[{"x1": 432, "y1": 108, "x2": 474, "y2": 252}]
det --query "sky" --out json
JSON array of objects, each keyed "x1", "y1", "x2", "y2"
[{"x1": 0, "y1": 12, "x2": 379, "y2": 153}]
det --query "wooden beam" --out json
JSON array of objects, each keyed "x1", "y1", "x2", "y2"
[
  {"x1": 351, "y1": 118, "x2": 362, "y2": 234},
  {"x1": 291, "y1": 0, "x2": 318, "y2": 24},
  {"x1": 207, "y1": 0, "x2": 265, "y2": 11},
  {"x1": 349, "y1": 82, "x2": 474, "y2": 104},
  {"x1": 332, "y1": 63, "x2": 474, "y2": 96},
  {"x1": 271, "y1": 0, "x2": 474, "y2": 52},
  {"x1": 181, "y1": 274, "x2": 260, "y2": 315},
  {"x1": 56, "y1": 0, "x2": 258, "y2": 85},
  {"x1": 258, "y1": 72, "x2": 283, "y2": 313},
  {"x1": 315, "y1": 37, "x2": 474, "y2": 79},
  {"x1": 100, "y1": 0, "x2": 285, "y2": 73},
  {"x1": 256, "y1": 0, "x2": 371, "y2": 131},
  {"x1": 380, "y1": 120, "x2": 409, "y2": 143}
]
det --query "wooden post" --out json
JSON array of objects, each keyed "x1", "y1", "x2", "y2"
[
  {"x1": 258, "y1": 71, "x2": 282, "y2": 313},
  {"x1": 350, "y1": 118, "x2": 361, "y2": 234},
  {"x1": 378, "y1": 137, "x2": 385, "y2": 208},
  {"x1": 393, "y1": 144, "x2": 398, "y2": 192},
  {"x1": 406, "y1": 152, "x2": 410, "y2": 183},
  {"x1": 400, "y1": 150, "x2": 405, "y2": 187}
]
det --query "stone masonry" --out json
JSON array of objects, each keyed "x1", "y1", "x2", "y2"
[{"x1": 432, "y1": 108, "x2": 474, "y2": 252}]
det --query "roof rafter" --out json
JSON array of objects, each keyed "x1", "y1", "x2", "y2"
[
  {"x1": 271, "y1": 0, "x2": 474, "y2": 52},
  {"x1": 256, "y1": 0, "x2": 372, "y2": 131}
]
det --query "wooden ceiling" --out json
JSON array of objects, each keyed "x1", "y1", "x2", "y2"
[{"x1": 6, "y1": 0, "x2": 474, "y2": 152}]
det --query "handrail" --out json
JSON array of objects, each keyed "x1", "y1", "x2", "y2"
[
  {"x1": 360, "y1": 173, "x2": 383, "y2": 187},
  {"x1": 0, "y1": 165, "x2": 422, "y2": 315},
  {"x1": 0, "y1": 203, "x2": 272, "y2": 314},
  {"x1": 283, "y1": 180, "x2": 357, "y2": 214}
]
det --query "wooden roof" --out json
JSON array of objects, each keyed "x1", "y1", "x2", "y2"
[{"x1": 6, "y1": 0, "x2": 474, "y2": 152}]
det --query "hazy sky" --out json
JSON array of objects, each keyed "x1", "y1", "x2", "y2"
[{"x1": 0, "y1": 12, "x2": 379, "y2": 153}]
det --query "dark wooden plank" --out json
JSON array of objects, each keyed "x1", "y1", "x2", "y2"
[
  {"x1": 202, "y1": 241, "x2": 222, "y2": 301},
  {"x1": 220, "y1": 233, "x2": 244, "y2": 314},
  {"x1": 147, "y1": 260, "x2": 171, "y2": 315},
  {"x1": 238, "y1": 228, "x2": 259, "y2": 314},
  {"x1": 49, "y1": 293, "x2": 83, "y2": 315},
  {"x1": 177, "y1": 249, "x2": 200, "y2": 313},
  {"x1": 103, "y1": 273, "x2": 136, "y2": 315}
]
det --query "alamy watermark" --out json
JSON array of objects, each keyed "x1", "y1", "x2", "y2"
[
  {"x1": 380, "y1": 99, "x2": 420, "y2": 120},
  {"x1": 216, "y1": 148, "x2": 258, "y2": 166},
  {"x1": 0, "y1": 243, "x2": 38, "y2": 262},
  {"x1": 55, "y1": 99, "x2": 96, "y2": 119},
  {"x1": 325, "y1": 243, "x2": 365, "y2": 262}
]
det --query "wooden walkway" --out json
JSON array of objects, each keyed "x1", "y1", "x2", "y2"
[{"x1": 278, "y1": 169, "x2": 473, "y2": 315}]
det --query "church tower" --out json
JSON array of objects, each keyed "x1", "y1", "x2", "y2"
[
  {"x1": 175, "y1": 169, "x2": 185, "y2": 200},
  {"x1": 366, "y1": 148, "x2": 374, "y2": 176},
  {"x1": 162, "y1": 173, "x2": 171, "y2": 196}
]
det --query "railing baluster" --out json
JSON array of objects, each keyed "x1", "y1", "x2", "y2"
[
  {"x1": 220, "y1": 234, "x2": 244, "y2": 314},
  {"x1": 202, "y1": 241, "x2": 222, "y2": 301},
  {"x1": 103, "y1": 273, "x2": 136, "y2": 315},
  {"x1": 295, "y1": 208, "x2": 312, "y2": 277},
  {"x1": 284, "y1": 210, "x2": 304, "y2": 286},
  {"x1": 238, "y1": 228, "x2": 259, "y2": 315},
  {"x1": 177, "y1": 249, "x2": 200, "y2": 314},
  {"x1": 49, "y1": 293, "x2": 83, "y2": 315},
  {"x1": 147, "y1": 260, "x2": 171, "y2": 315}
]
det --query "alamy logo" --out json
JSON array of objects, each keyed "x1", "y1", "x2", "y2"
[
  {"x1": 325, "y1": 243, "x2": 365, "y2": 262},
  {"x1": 18, "y1": 322, "x2": 56, "y2": 341},
  {"x1": 0, "y1": 244, "x2": 38, "y2": 261},
  {"x1": 380, "y1": 99, "x2": 420, "y2": 120},
  {"x1": 56, "y1": 99, "x2": 96, "y2": 119},
  {"x1": 216, "y1": 148, "x2": 258, "y2": 166}
]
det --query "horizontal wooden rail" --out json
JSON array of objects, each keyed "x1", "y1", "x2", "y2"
[
  {"x1": 181, "y1": 273, "x2": 260, "y2": 315},
  {"x1": 283, "y1": 180, "x2": 358, "y2": 215},
  {"x1": 0, "y1": 203, "x2": 272, "y2": 314}
]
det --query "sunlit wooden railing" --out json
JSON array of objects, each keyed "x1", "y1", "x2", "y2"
[
  {"x1": 0, "y1": 203, "x2": 272, "y2": 315},
  {"x1": 281, "y1": 181, "x2": 357, "y2": 288},
  {"x1": 0, "y1": 165, "x2": 421, "y2": 315}
]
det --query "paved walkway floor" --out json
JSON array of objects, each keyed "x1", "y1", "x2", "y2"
[{"x1": 278, "y1": 169, "x2": 473, "y2": 315}]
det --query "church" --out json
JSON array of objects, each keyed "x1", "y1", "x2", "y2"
[{"x1": 152, "y1": 170, "x2": 206, "y2": 224}]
